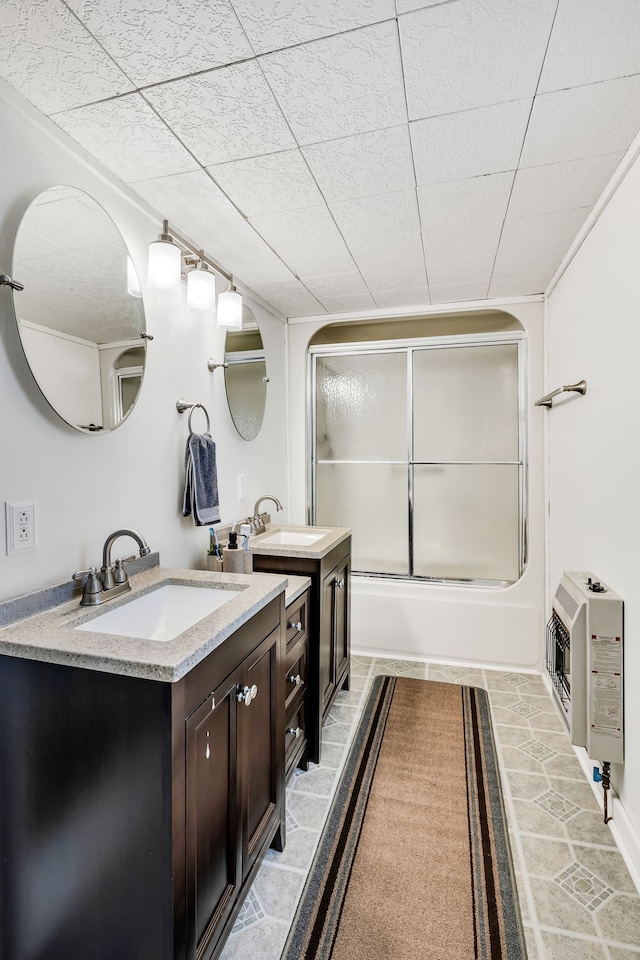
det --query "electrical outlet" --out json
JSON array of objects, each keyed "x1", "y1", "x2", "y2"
[
  {"x1": 237, "y1": 474, "x2": 247, "y2": 499},
  {"x1": 5, "y1": 502, "x2": 37, "y2": 555}
]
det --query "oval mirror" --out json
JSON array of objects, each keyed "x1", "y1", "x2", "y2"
[
  {"x1": 12, "y1": 185, "x2": 146, "y2": 433},
  {"x1": 224, "y1": 305, "x2": 267, "y2": 441}
]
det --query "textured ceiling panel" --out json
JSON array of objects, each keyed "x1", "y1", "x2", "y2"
[
  {"x1": 3, "y1": 0, "x2": 640, "y2": 317},
  {"x1": 79, "y1": 0, "x2": 253, "y2": 86},
  {"x1": 400, "y1": 0, "x2": 557, "y2": 120},
  {"x1": 208, "y1": 150, "x2": 324, "y2": 217},
  {"x1": 508, "y1": 153, "x2": 626, "y2": 217},
  {"x1": 53, "y1": 94, "x2": 198, "y2": 182},
  {"x1": 231, "y1": 0, "x2": 396, "y2": 56},
  {"x1": 539, "y1": 0, "x2": 640, "y2": 94},
  {"x1": 260, "y1": 22, "x2": 406, "y2": 144},
  {"x1": 302, "y1": 126, "x2": 415, "y2": 202},
  {"x1": 0, "y1": 0, "x2": 133, "y2": 114},
  {"x1": 521, "y1": 76, "x2": 640, "y2": 168},
  {"x1": 328, "y1": 189, "x2": 421, "y2": 243},
  {"x1": 144, "y1": 62, "x2": 297, "y2": 166},
  {"x1": 410, "y1": 99, "x2": 532, "y2": 186}
]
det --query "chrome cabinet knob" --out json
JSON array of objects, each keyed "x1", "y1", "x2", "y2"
[
  {"x1": 288, "y1": 674, "x2": 302, "y2": 686},
  {"x1": 237, "y1": 683, "x2": 258, "y2": 706},
  {"x1": 288, "y1": 620, "x2": 303, "y2": 632},
  {"x1": 287, "y1": 727, "x2": 302, "y2": 739},
  {"x1": 335, "y1": 578, "x2": 345, "y2": 589}
]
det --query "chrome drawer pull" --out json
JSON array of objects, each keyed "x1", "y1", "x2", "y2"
[
  {"x1": 237, "y1": 683, "x2": 258, "y2": 706},
  {"x1": 288, "y1": 620, "x2": 303, "y2": 632},
  {"x1": 288, "y1": 674, "x2": 302, "y2": 686},
  {"x1": 287, "y1": 726, "x2": 302, "y2": 739}
]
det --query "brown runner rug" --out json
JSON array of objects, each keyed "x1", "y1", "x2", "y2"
[{"x1": 283, "y1": 676, "x2": 527, "y2": 960}]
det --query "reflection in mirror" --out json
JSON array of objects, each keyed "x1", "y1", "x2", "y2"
[
  {"x1": 224, "y1": 305, "x2": 267, "y2": 441},
  {"x1": 12, "y1": 185, "x2": 146, "y2": 433}
]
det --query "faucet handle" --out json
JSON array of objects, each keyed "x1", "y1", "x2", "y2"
[
  {"x1": 72, "y1": 566, "x2": 97, "y2": 582},
  {"x1": 113, "y1": 555, "x2": 136, "y2": 585},
  {"x1": 72, "y1": 566, "x2": 103, "y2": 603}
]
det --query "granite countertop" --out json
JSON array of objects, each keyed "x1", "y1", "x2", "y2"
[
  {"x1": 284, "y1": 575, "x2": 311, "y2": 607},
  {"x1": 0, "y1": 566, "x2": 288, "y2": 683},
  {"x1": 251, "y1": 525, "x2": 351, "y2": 560}
]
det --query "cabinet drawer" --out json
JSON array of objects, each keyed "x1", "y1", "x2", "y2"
[
  {"x1": 285, "y1": 638, "x2": 307, "y2": 714},
  {"x1": 285, "y1": 594, "x2": 308, "y2": 650},
  {"x1": 285, "y1": 706, "x2": 305, "y2": 767}
]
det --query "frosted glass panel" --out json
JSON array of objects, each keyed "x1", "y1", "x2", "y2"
[
  {"x1": 316, "y1": 353, "x2": 406, "y2": 461},
  {"x1": 413, "y1": 345, "x2": 518, "y2": 462},
  {"x1": 316, "y1": 463, "x2": 408, "y2": 574},
  {"x1": 413, "y1": 464, "x2": 520, "y2": 582}
]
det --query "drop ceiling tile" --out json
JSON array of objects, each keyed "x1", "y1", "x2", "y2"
[
  {"x1": 0, "y1": 0, "x2": 133, "y2": 114},
  {"x1": 132, "y1": 170, "x2": 240, "y2": 231},
  {"x1": 231, "y1": 0, "x2": 396, "y2": 56},
  {"x1": 396, "y1": 0, "x2": 443, "y2": 12},
  {"x1": 428, "y1": 253, "x2": 496, "y2": 286},
  {"x1": 540, "y1": 0, "x2": 640, "y2": 93},
  {"x1": 260, "y1": 21, "x2": 406, "y2": 145},
  {"x1": 302, "y1": 272, "x2": 370, "y2": 299},
  {"x1": 520, "y1": 76, "x2": 640, "y2": 168},
  {"x1": 329, "y1": 189, "x2": 420, "y2": 243},
  {"x1": 249, "y1": 205, "x2": 358, "y2": 276},
  {"x1": 488, "y1": 274, "x2": 551, "y2": 298},
  {"x1": 302, "y1": 126, "x2": 415, "y2": 202},
  {"x1": 319, "y1": 293, "x2": 377, "y2": 313},
  {"x1": 493, "y1": 206, "x2": 591, "y2": 277},
  {"x1": 411, "y1": 99, "x2": 531, "y2": 185},
  {"x1": 249, "y1": 279, "x2": 326, "y2": 318},
  {"x1": 208, "y1": 150, "x2": 323, "y2": 218},
  {"x1": 222, "y1": 253, "x2": 297, "y2": 287},
  {"x1": 349, "y1": 232, "x2": 427, "y2": 290},
  {"x1": 79, "y1": 0, "x2": 253, "y2": 87},
  {"x1": 144, "y1": 61, "x2": 297, "y2": 166},
  {"x1": 53, "y1": 94, "x2": 198, "y2": 183},
  {"x1": 429, "y1": 281, "x2": 489, "y2": 304},
  {"x1": 399, "y1": 0, "x2": 557, "y2": 120},
  {"x1": 195, "y1": 209, "x2": 278, "y2": 263},
  {"x1": 419, "y1": 172, "x2": 513, "y2": 261},
  {"x1": 372, "y1": 285, "x2": 431, "y2": 308},
  {"x1": 508, "y1": 153, "x2": 624, "y2": 218}
]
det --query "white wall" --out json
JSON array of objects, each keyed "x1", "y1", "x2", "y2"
[
  {"x1": 0, "y1": 87, "x2": 288, "y2": 603},
  {"x1": 547, "y1": 147, "x2": 640, "y2": 868},
  {"x1": 287, "y1": 300, "x2": 545, "y2": 670}
]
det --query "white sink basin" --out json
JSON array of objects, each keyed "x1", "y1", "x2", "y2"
[
  {"x1": 76, "y1": 584, "x2": 238, "y2": 642},
  {"x1": 258, "y1": 530, "x2": 330, "y2": 547}
]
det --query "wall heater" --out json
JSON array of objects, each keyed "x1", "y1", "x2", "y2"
[{"x1": 546, "y1": 571, "x2": 624, "y2": 766}]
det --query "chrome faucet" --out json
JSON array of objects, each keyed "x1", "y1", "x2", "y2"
[
  {"x1": 248, "y1": 495, "x2": 283, "y2": 535},
  {"x1": 73, "y1": 528, "x2": 151, "y2": 606}
]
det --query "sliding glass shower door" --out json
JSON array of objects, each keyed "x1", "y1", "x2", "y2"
[{"x1": 311, "y1": 336, "x2": 525, "y2": 585}]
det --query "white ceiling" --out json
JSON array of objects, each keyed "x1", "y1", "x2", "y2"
[{"x1": 2, "y1": 0, "x2": 640, "y2": 319}]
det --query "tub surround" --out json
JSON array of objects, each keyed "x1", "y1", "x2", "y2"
[{"x1": 0, "y1": 564, "x2": 287, "y2": 682}]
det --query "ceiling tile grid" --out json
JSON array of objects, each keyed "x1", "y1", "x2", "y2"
[{"x1": 3, "y1": 0, "x2": 640, "y2": 316}]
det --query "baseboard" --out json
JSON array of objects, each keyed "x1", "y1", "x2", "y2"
[{"x1": 351, "y1": 646, "x2": 542, "y2": 675}]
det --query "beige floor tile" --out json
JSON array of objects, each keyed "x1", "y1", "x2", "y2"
[
  {"x1": 286, "y1": 791, "x2": 331, "y2": 831},
  {"x1": 501, "y1": 745, "x2": 546, "y2": 775},
  {"x1": 264, "y1": 827, "x2": 320, "y2": 871},
  {"x1": 529, "y1": 876, "x2": 599, "y2": 937},
  {"x1": 520, "y1": 835, "x2": 574, "y2": 878},
  {"x1": 565, "y1": 811, "x2": 618, "y2": 848},
  {"x1": 288, "y1": 765, "x2": 337, "y2": 797},
  {"x1": 574, "y1": 846, "x2": 639, "y2": 895},
  {"x1": 608, "y1": 947, "x2": 640, "y2": 958},
  {"x1": 544, "y1": 754, "x2": 585, "y2": 779},
  {"x1": 511, "y1": 798, "x2": 567, "y2": 839},
  {"x1": 505, "y1": 770, "x2": 549, "y2": 801},
  {"x1": 540, "y1": 930, "x2": 609, "y2": 959},
  {"x1": 522, "y1": 924, "x2": 541, "y2": 959},
  {"x1": 548, "y1": 776, "x2": 600, "y2": 812},
  {"x1": 220, "y1": 916, "x2": 289, "y2": 960},
  {"x1": 252, "y1": 865, "x2": 306, "y2": 923},
  {"x1": 321, "y1": 721, "x2": 353, "y2": 745},
  {"x1": 491, "y1": 705, "x2": 531, "y2": 727},
  {"x1": 495, "y1": 725, "x2": 534, "y2": 747},
  {"x1": 596, "y1": 893, "x2": 640, "y2": 946}
]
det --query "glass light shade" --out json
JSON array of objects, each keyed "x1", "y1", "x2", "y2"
[
  {"x1": 126, "y1": 254, "x2": 142, "y2": 298},
  {"x1": 217, "y1": 287, "x2": 242, "y2": 330},
  {"x1": 147, "y1": 238, "x2": 181, "y2": 293},
  {"x1": 187, "y1": 266, "x2": 216, "y2": 311}
]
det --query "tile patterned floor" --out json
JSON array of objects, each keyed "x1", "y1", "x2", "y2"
[{"x1": 220, "y1": 656, "x2": 640, "y2": 960}]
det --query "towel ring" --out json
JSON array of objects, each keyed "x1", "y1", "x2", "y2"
[{"x1": 187, "y1": 403, "x2": 210, "y2": 435}]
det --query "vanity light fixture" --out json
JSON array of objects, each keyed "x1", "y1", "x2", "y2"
[
  {"x1": 147, "y1": 220, "x2": 181, "y2": 293},
  {"x1": 216, "y1": 283, "x2": 242, "y2": 330},
  {"x1": 186, "y1": 256, "x2": 216, "y2": 313},
  {"x1": 148, "y1": 219, "x2": 242, "y2": 323},
  {"x1": 126, "y1": 255, "x2": 142, "y2": 298}
]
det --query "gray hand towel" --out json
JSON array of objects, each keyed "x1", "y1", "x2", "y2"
[{"x1": 182, "y1": 432, "x2": 221, "y2": 526}]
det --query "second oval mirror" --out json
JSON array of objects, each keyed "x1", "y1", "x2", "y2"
[{"x1": 224, "y1": 305, "x2": 267, "y2": 441}]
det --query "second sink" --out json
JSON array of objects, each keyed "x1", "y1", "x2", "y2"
[{"x1": 257, "y1": 530, "x2": 330, "y2": 547}]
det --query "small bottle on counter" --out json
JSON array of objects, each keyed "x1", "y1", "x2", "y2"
[
  {"x1": 239, "y1": 523, "x2": 253, "y2": 574},
  {"x1": 222, "y1": 531, "x2": 245, "y2": 574}
]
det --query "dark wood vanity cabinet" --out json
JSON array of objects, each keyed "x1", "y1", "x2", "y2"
[
  {"x1": 0, "y1": 595, "x2": 285, "y2": 960},
  {"x1": 254, "y1": 537, "x2": 351, "y2": 764},
  {"x1": 284, "y1": 588, "x2": 310, "y2": 781}
]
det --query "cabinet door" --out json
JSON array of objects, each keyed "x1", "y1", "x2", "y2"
[
  {"x1": 333, "y1": 557, "x2": 350, "y2": 684},
  {"x1": 185, "y1": 668, "x2": 242, "y2": 960},
  {"x1": 240, "y1": 627, "x2": 281, "y2": 878}
]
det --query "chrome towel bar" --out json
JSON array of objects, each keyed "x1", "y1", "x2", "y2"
[
  {"x1": 535, "y1": 380, "x2": 587, "y2": 409},
  {"x1": 176, "y1": 398, "x2": 211, "y2": 434}
]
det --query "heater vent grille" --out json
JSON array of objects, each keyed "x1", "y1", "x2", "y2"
[{"x1": 555, "y1": 582, "x2": 579, "y2": 620}]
